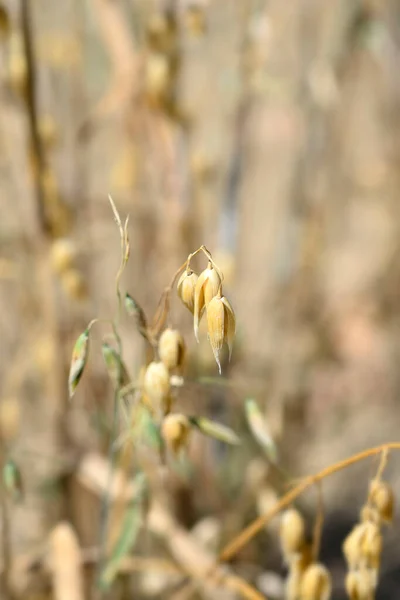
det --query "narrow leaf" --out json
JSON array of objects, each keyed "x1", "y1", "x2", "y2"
[
  {"x1": 189, "y1": 416, "x2": 241, "y2": 445},
  {"x1": 68, "y1": 329, "x2": 90, "y2": 398},
  {"x1": 245, "y1": 398, "x2": 278, "y2": 463},
  {"x1": 99, "y1": 473, "x2": 147, "y2": 588}
]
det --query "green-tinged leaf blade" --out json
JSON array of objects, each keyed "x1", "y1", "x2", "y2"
[
  {"x1": 125, "y1": 293, "x2": 148, "y2": 338},
  {"x1": 99, "y1": 473, "x2": 147, "y2": 588},
  {"x1": 101, "y1": 342, "x2": 130, "y2": 388},
  {"x1": 189, "y1": 416, "x2": 241, "y2": 445},
  {"x1": 2, "y1": 459, "x2": 23, "y2": 502},
  {"x1": 245, "y1": 398, "x2": 278, "y2": 463},
  {"x1": 68, "y1": 329, "x2": 90, "y2": 398}
]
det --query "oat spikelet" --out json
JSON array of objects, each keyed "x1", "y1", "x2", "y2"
[
  {"x1": 369, "y1": 479, "x2": 395, "y2": 523},
  {"x1": 206, "y1": 291, "x2": 236, "y2": 373},
  {"x1": 193, "y1": 263, "x2": 221, "y2": 341},
  {"x1": 177, "y1": 268, "x2": 198, "y2": 313},
  {"x1": 161, "y1": 413, "x2": 190, "y2": 455},
  {"x1": 280, "y1": 508, "x2": 306, "y2": 561},
  {"x1": 300, "y1": 563, "x2": 331, "y2": 600},
  {"x1": 143, "y1": 361, "x2": 170, "y2": 405},
  {"x1": 159, "y1": 328, "x2": 186, "y2": 370}
]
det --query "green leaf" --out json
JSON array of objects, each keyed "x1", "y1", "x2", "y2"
[
  {"x1": 125, "y1": 293, "x2": 147, "y2": 338},
  {"x1": 245, "y1": 398, "x2": 278, "y2": 463},
  {"x1": 101, "y1": 342, "x2": 131, "y2": 389},
  {"x1": 2, "y1": 459, "x2": 23, "y2": 502},
  {"x1": 68, "y1": 329, "x2": 90, "y2": 398},
  {"x1": 189, "y1": 416, "x2": 241, "y2": 445},
  {"x1": 99, "y1": 473, "x2": 147, "y2": 588}
]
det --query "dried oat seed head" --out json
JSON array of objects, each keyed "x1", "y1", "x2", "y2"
[
  {"x1": 159, "y1": 328, "x2": 186, "y2": 370},
  {"x1": 360, "y1": 521, "x2": 382, "y2": 568},
  {"x1": 360, "y1": 504, "x2": 380, "y2": 525},
  {"x1": 280, "y1": 508, "x2": 306, "y2": 561},
  {"x1": 50, "y1": 238, "x2": 76, "y2": 274},
  {"x1": 194, "y1": 263, "x2": 221, "y2": 341},
  {"x1": 143, "y1": 361, "x2": 170, "y2": 405},
  {"x1": 343, "y1": 523, "x2": 368, "y2": 570},
  {"x1": 206, "y1": 292, "x2": 236, "y2": 373},
  {"x1": 300, "y1": 563, "x2": 332, "y2": 600},
  {"x1": 177, "y1": 268, "x2": 198, "y2": 314},
  {"x1": 345, "y1": 569, "x2": 376, "y2": 600},
  {"x1": 369, "y1": 479, "x2": 395, "y2": 523},
  {"x1": 161, "y1": 413, "x2": 190, "y2": 455}
]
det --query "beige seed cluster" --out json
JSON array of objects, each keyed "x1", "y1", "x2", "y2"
[
  {"x1": 142, "y1": 247, "x2": 237, "y2": 458},
  {"x1": 343, "y1": 478, "x2": 394, "y2": 599},
  {"x1": 177, "y1": 253, "x2": 236, "y2": 373},
  {"x1": 280, "y1": 508, "x2": 332, "y2": 600}
]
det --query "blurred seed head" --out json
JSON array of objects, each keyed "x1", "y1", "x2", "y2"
[
  {"x1": 50, "y1": 238, "x2": 76, "y2": 274},
  {"x1": 193, "y1": 263, "x2": 221, "y2": 341},
  {"x1": 206, "y1": 292, "x2": 236, "y2": 373},
  {"x1": 300, "y1": 563, "x2": 331, "y2": 600},
  {"x1": 61, "y1": 269, "x2": 87, "y2": 301},
  {"x1": 144, "y1": 52, "x2": 170, "y2": 105},
  {"x1": 280, "y1": 508, "x2": 306, "y2": 561},
  {"x1": 177, "y1": 268, "x2": 198, "y2": 313},
  {"x1": 360, "y1": 504, "x2": 380, "y2": 525},
  {"x1": 161, "y1": 413, "x2": 190, "y2": 455},
  {"x1": 343, "y1": 523, "x2": 367, "y2": 571},
  {"x1": 345, "y1": 569, "x2": 376, "y2": 600},
  {"x1": 360, "y1": 521, "x2": 382, "y2": 568},
  {"x1": 369, "y1": 479, "x2": 394, "y2": 523},
  {"x1": 0, "y1": 397, "x2": 21, "y2": 442},
  {"x1": 143, "y1": 361, "x2": 170, "y2": 405},
  {"x1": 343, "y1": 521, "x2": 382, "y2": 571},
  {"x1": 159, "y1": 328, "x2": 186, "y2": 370}
]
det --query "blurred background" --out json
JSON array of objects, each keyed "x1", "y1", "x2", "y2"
[{"x1": 1, "y1": 0, "x2": 400, "y2": 598}]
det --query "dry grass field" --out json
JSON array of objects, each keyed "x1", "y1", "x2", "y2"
[{"x1": 1, "y1": 1, "x2": 400, "y2": 599}]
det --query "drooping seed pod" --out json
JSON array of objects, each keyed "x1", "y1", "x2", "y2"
[
  {"x1": 369, "y1": 479, "x2": 395, "y2": 523},
  {"x1": 206, "y1": 291, "x2": 236, "y2": 373},
  {"x1": 285, "y1": 546, "x2": 312, "y2": 600},
  {"x1": 280, "y1": 508, "x2": 306, "y2": 561},
  {"x1": 188, "y1": 416, "x2": 240, "y2": 445},
  {"x1": 360, "y1": 504, "x2": 380, "y2": 525},
  {"x1": 300, "y1": 563, "x2": 331, "y2": 600},
  {"x1": 161, "y1": 413, "x2": 190, "y2": 455},
  {"x1": 177, "y1": 268, "x2": 198, "y2": 313},
  {"x1": 159, "y1": 328, "x2": 186, "y2": 370},
  {"x1": 360, "y1": 521, "x2": 382, "y2": 569},
  {"x1": 68, "y1": 329, "x2": 90, "y2": 398},
  {"x1": 345, "y1": 569, "x2": 376, "y2": 600},
  {"x1": 125, "y1": 293, "x2": 148, "y2": 338},
  {"x1": 143, "y1": 361, "x2": 170, "y2": 405},
  {"x1": 193, "y1": 263, "x2": 221, "y2": 340},
  {"x1": 343, "y1": 523, "x2": 368, "y2": 570},
  {"x1": 101, "y1": 343, "x2": 130, "y2": 389},
  {"x1": 50, "y1": 238, "x2": 76, "y2": 274}
]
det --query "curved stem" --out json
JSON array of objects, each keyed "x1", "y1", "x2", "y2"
[{"x1": 219, "y1": 442, "x2": 400, "y2": 563}]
